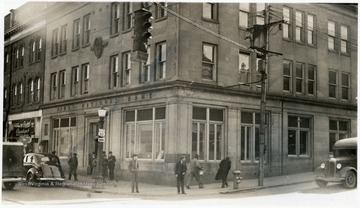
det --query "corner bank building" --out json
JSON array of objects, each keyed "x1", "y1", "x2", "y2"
[{"x1": 3, "y1": 2, "x2": 357, "y2": 185}]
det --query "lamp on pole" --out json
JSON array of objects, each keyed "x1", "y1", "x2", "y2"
[{"x1": 92, "y1": 106, "x2": 106, "y2": 189}]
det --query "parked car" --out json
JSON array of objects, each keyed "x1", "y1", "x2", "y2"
[
  {"x1": 23, "y1": 153, "x2": 65, "y2": 186},
  {"x1": 314, "y1": 137, "x2": 357, "y2": 189}
]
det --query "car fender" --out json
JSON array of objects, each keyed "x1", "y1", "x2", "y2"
[
  {"x1": 339, "y1": 167, "x2": 357, "y2": 178},
  {"x1": 27, "y1": 167, "x2": 41, "y2": 178},
  {"x1": 314, "y1": 166, "x2": 325, "y2": 177}
]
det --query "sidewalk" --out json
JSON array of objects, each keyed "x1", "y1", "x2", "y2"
[{"x1": 64, "y1": 172, "x2": 314, "y2": 198}]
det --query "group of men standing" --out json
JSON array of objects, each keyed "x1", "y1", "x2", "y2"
[
  {"x1": 88, "y1": 151, "x2": 117, "y2": 181},
  {"x1": 67, "y1": 151, "x2": 231, "y2": 195}
]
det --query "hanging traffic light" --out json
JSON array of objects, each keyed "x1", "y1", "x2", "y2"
[{"x1": 133, "y1": 8, "x2": 153, "y2": 53}]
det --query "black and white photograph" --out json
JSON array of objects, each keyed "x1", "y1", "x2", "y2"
[{"x1": 1, "y1": 1, "x2": 358, "y2": 208}]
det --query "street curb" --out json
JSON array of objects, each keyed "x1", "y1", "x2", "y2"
[
  {"x1": 219, "y1": 180, "x2": 314, "y2": 194},
  {"x1": 64, "y1": 180, "x2": 315, "y2": 195},
  {"x1": 64, "y1": 185, "x2": 103, "y2": 193}
]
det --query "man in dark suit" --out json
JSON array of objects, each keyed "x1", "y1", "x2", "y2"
[
  {"x1": 108, "y1": 151, "x2": 116, "y2": 180},
  {"x1": 175, "y1": 155, "x2": 187, "y2": 194}
]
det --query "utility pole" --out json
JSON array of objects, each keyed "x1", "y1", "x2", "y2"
[{"x1": 258, "y1": 3, "x2": 269, "y2": 187}]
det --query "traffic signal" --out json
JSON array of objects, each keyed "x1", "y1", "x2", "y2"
[
  {"x1": 133, "y1": 8, "x2": 153, "y2": 53},
  {"x1": 251, "y1": 25, "x2": 267, "y2": 50}
]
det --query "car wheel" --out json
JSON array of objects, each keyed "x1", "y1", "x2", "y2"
[
  {"x1": 3, "y1": 182, "x2": 16, "y2": 190},
  {"x1": 315, "y1": 180, "x2": 328, "y2": 188},
  {"x1": 343, "y1": 171, "x2": 357, "y2": 189},
  {"x1": 26, "y1": 173, "x2": 37, "y2": 186}
]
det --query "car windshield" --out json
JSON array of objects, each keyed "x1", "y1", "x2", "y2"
[{"x1": 334, "y1": 149, "x2": 357, "y2": 158}]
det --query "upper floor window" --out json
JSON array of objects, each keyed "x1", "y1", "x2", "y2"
[
  {"x1": 340, "y1": 25, "x2": 349, "y2": 54},
  {"x1": 156, "y1": 42, "x2": 166, "y2": 80},
  {"x1": 81, "y1": 63, "x2": 90, "y2": 94},
  {"x1": 141, "y1": 47, "x2": 151, "y2": 83},
  {"x1": 18, "y1": 83, "x2": 23, "y2": 105},
  {"x1": 110, "y1": 55, "x2": 119, "y2": 88},
  {"x1": 60, "y1": 25, "x2": 67, "y2": 54},
  {"x1": 283, "y1": 7, "x2": 291, "y2": 39},
  {"x1": 283, "y1": 60, "x2": 292, "y2": 92},
  {"x1": 12, "y1": 84, "x2": 17, "y2": 106},
  {"x1": 307, "y1": 65, "x2": 316, "y2": 96},
  {"x1": 28, "y1": 79, "x2": 34, "y2": 103},
  {"x1": 256, "y1": 3, "x2": 265, "y2": 25},
  {"x1": 37, "y1": 38, "x2": 42, "y2": 60},
  {"x1": 328, "y1": 21, "x2": 336, "y2": 51},
  {"x1": 30, "y1": 40, "x2": 36, "y2": 63},
  {"x1": 52, "y1": 29, "x2": 59, "y2": 57},
  {"x1": 155, "y1": 2, "x2": 167, "y2": 20},
  {"x1": 295, "y1": 62, "x2": 304, "y2": 94},
  {"x1": 329, "y1": 70, "x2": 337, "y2": 98},
  {"x1": 82, "y1": 14, "x2": 91, "y2": 45},
  {"x1": 122, "y1": 2, "x2": 132, "y2": 31},
  {"x1": 341, "y1": 72, "x2": 350, "y2": 100},
  {"x1": 307, "y1": 14, "x2": 315, "y2": 45},
  {"x1": 59, "y1": 70, "x2": 66, "y2": 99},
  {"x1": 34, "y1": 78, "x2": 40, "y2": 102},
  {"x1": 73, "y1": 19, "x2": 81, "y2": 49},
  {"x1": 71, "y1": 66, "x2": 79, "y2": 96},
  {"x1": 239, "y1": 52, "x2": 250, "y2": 84},
  {"x1": 239, "y1": 3, "x2": 249, "y2": 28},
  {"x1": 111, "y1": 3, "x2": 120, "y2": 35},
  {"x1": 19, "y1": 45, "x2": 24, "y2": 67},
  {"x1": 295, "y1": 11, "x2": 304, "y2": 42},
  {"x1": 202, "y1": 43, "x2": 217, "y2": 81},
  {"x1": 123, "y1": 52, "x2": 131, "y2": 86},
  {"x1": 50, "y1": 72, "x2": 57, "y2": 101},
  {"x1": 203, "y1": 3, "x2": 218, "y2": 21}
]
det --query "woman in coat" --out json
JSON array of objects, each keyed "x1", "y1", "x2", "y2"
[{"x1": 215, "y1": 156, "x2": 231, "y2": 188}]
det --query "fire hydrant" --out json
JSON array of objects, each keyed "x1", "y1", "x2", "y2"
[{"x1": 232, "y1": 170, "x2": 242, "y2": 189}]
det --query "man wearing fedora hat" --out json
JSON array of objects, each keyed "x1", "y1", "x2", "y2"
[
  {"x1": 186, "y1": 153, "x2": 204, "y2": 189},
  {"x1": 128, "y1": 154, "x2": 139, "y2": 193},
  {"x1": 175, "y1": 155, "x2": 187, "y2": 194}
]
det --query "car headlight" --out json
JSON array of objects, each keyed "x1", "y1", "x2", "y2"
[
  {"x1": 336, "y1": 163, "x2": 342, "y2": 169},
  {"x1": 320, "y1": 163, "x2": 326, "y2": 169}
]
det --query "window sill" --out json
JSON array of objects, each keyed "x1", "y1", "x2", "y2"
[
  {"x1": 155, "y1": 16, "x2": 167, "y2": 22},
  {"x1": 51, "y1": 55, "x2": 58, "y2": 59},
  {"x1": 282, "y1": 38, "x2": 292, "y2": 43},
  {"x1": 328, "y1": 49, "x2": 337, "y2": 54},
  {"x1": 82, "y1": 43, "x2": 90, "y2": 48},
  {"x1": 72, "y1": 47, "x2": 80, "y2": 52},
  {"x1": 110, "y1": 33, "x2": 119, "y2": 38},
  {"x1": 307, "y1": 43, "x2": 317, "y2": 49},
  {"x1": 201, "y1": 17, "x2": 219, "y2": 24},
  {"x1": 340, "y1": 52, "x2": 350, "y2": 57},
  {"x1": 122, "y1": 28, "x2": 132, "y2": 34},
  {"x1": 59, "y1": 52, "x2": 67, "y2": 56}
]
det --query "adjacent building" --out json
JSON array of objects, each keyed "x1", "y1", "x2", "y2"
[{"x1": 3, "y1": 2, "x2": 357, "y2": 185}]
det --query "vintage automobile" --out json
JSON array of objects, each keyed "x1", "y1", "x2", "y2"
[
  {"x1": 23, "y1": 153, "x2": 65, "y2": 186},
  {"x1": 2, "y1": 142, "x2": 26, "y2": 190},
  {"x1": 314, "y1": 137, "x2": 357, "y2": 189}
]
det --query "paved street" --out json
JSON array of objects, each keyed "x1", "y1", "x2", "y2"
[{"x1": 2, "y1": 179, "x2": 358, "y2": 208}]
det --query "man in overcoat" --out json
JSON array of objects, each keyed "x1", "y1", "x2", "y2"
[
  {"x1": 68, "y1": 153, "x2": 78, "y2": 181},
  {"x1": 175, "y1": 156, "x2": 187, "y2": 194},
  {"x1": 108, "y1": 151, "x2": 116, "y2": 180},
  {"x1": 128, "y1": 154, "x2": 139, "y2": 193},
  {"x1": 215, "y1": 156, "x2": 231, "y2": 188},
  {"x1": 186, "y1": 154, "x2": 204, "y2": 189}
]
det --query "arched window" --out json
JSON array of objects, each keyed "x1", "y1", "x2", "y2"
[
  {"x1": 18, "y1": 83, "x2": 23, "y2": 105},
  {"x1": 37, "y1": 38, "x2": 42, "y2": 61},
  {"x1": 28, "y1": 79, "x2": 34, "y2": 103},
  {"x1": 30, "y1": 40, "x2": 36, "y2": 63},
  {"x1": 12, "y1": 84, "x2": 17, "y2": 106},
  {"x1": 34, "y1": 78, "x2": 41, "y2": 102},
  {"x1": 19, "y1": 45, "x2": 24, "y2": 67}
]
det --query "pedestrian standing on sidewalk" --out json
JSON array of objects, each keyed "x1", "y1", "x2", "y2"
[
  {"x1": 68, "y1": 153, "x2": 78, "y2": 181},
  {"x1": 175, "y1": 156, "x2": 187, "y2": 195},
  {"x1": 89, "y1": 152, "x2": 96, "y2": 175},
  {"x1": 186, "y1": 154, "x2": 204, "y2": 189},
  {"x1": 128, "y1": 154, "x2": 139, "y2": 193},
  {"x1": 215, "y1": 156, "x2": 231, "y2": 188},
  {"x1": 102, "y1": 152, "x2": 109, "y2": 182},
  {"x1": 108, "y1": 151, "x2": 116, "y2": 180}
]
